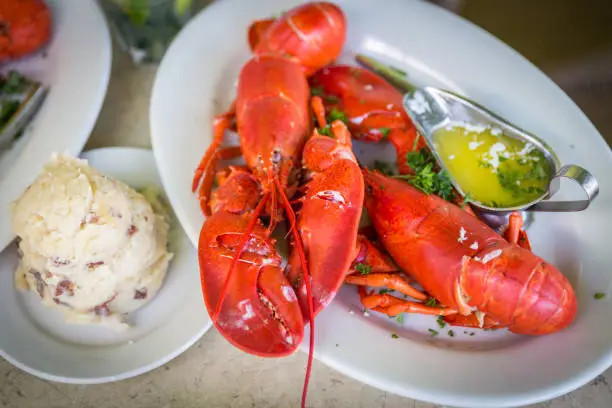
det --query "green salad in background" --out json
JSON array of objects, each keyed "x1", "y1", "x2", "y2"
[
  {"x1": 113, "y1": 0, "x2": 193, "y2": 25},
  {"x1": 0, "y1": 71, "x2": 32, "y2": 132}
]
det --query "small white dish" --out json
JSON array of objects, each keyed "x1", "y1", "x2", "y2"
[
  {"x1": 0, "y1": 0, "x2": 112, "y2": 252},
  {"x1": 150, "y1": 0, "x2": 612, "y2": 407},
  {"x1": 0, "y1": 147, "x2": 212, "y2": 384}
]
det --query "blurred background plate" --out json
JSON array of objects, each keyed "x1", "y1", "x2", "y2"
[{"x1": 0, "y1": 0, "x2": 112, "y2": 252}]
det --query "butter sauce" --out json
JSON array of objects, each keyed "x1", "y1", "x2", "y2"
[{"x1": 433, "y1": 122, "x2": 551, "y2": 208}]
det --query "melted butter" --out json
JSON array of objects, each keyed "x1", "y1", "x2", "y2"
[{"x1": 433, "y1": 123, "x2": 551, "y2": 208}]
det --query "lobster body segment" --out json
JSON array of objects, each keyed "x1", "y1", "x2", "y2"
[
  {"x1": 250, "y1": 2, "x2": 347, "y2": 75},
  {"x1": 363, "y1": 171, "x2": 577, "y2": 335},
  {"x1": 237, "y1": 55, "x2": 311, "y2": 181}
]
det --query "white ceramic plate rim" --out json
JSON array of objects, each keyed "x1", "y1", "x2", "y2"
[
  {"x1": 0, "y1": 0, "x2": 112, "y2": 252},
  {"x1": 150, "y1": 1, "x2": 612, "y2": 407},
  {"x1": 0, "y1": 147, "x2": 212, "y2": 384}
]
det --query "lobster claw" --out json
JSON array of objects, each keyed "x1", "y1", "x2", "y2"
[
  {"x1": 198, "y1": 211, "x2": 304, "y2": 356},
  {"x1": 287, "y1": 122, "x2": 364, "y2": 319}
]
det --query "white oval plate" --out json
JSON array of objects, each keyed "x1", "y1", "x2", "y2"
[
  {"x1": 0, "y1": 148, "x2": 212, "y2": 384},
  {"x1": 0, "y1": 0, "x2": 112, "y2": 252},
  {"x1": 150, "y1": 0, "x2": 612, "y2": 406}
]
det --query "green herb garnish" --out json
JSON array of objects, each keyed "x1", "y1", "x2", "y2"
[
  {"x1": 436, "y1": 315, "x2": 446, "y2": 329},
  {"x1": 372, "y1": 160, "x2": 395, "y2": 176},
  {"x1": 448, "y1": 330, "x2": 455, "y2": 337},
  {"x1": 379, "y1": 288, "x2": 390, "y2": 295},
  {"x1": 310, "y1": 86, "x2": 325, "y2": 97},
  {"x1": 1, "y1": 71, "x2": 29, "y2": 94},
  {"x1": 594, "y1": 293, "x2": 606, "y2": 300},
  {"x1": 379, "y1": 127, "x2": 391, "y2": 139},
  {"x1": 391, "y1": 333, "x2": 399, "y2": 339},
  {"x1": 318, "y1": 125, "x2": 333, "y2": 137},
  {"x1": 354, "y1": 262, "x2": 372, "y2": 275},
  {"x1": 425, "y1": 297, "x2": 439, "y2": 308},
  {"x1": 428, "y1": 329, "x2": 438, "y2": 337},
  {"x1": 396, "y1": 314, "x2": 404, "y2": 324},
  {"x1": 398, "y1": 148, "x2": 454, "y2": 201},
  {"x1": 328, "y1": 107, "x2": 348, "y2": 124}
]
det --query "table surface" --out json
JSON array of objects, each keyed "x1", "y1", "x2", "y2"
[{"x1": 2, "y1": 1, "x2": 612, "y2": 407}]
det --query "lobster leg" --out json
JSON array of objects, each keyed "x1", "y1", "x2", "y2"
[
  {"x1": 344, "y1": 273, "x2": 427, "y2": 301},
  {"x1": 503, "y1": 211, "x2": 532, "y2": 251},
  {"x1": 192, "y1": 107, "x2": 236, "y2": 198},
  {"x1": 247, "y1": 18, "x2": 275, "y2": 51},
  {"x1": 349, "y1": 234, "x2": 398, "y2": 274},
  {"x1": 443, "y1": 313, "x2": 503, "y2": 330},
  {"x1": 357, "y1": 287, "x2": 456, "y2": 317},
  {"x1": 197, "y1": 146, "x2": 243, "y2": 215},
  {"x1": 209, "y1": 166, "x2": 261, "y2": 215}
]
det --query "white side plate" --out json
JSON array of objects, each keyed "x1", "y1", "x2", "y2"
[{"x1": 0, "y1": 148, "x2": 212, "y2": 384}]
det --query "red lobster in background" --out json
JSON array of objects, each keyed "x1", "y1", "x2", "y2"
[
  {"x1": 310, "y1": 65, "x2": 427, "y2": 174},
  {"x1": 0, "y1": 0, "x2": 51, "y2": 64},
  {"x1": 345, "y1": 171, "x2": 577, "y2": 335}
]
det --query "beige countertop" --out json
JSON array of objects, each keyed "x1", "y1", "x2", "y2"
[{"x1": 2, "y1": 1, "x2": 612, "y2": 407}]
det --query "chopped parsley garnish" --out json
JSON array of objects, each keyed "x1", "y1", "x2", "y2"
[
  {"x1": 391, "y1": 333, "x2": 399, "y2": 339},
  {"x1": 594, "y1": 293, "x2": 606, "y2": 300},
  {"x1": 436, "y1": 315, "x2": 446, "y2": 329},
  {"x1": 425, "y1": 297, "x2": 439, "y2": 308},
  {"x1": 379, "y1": 288, "x2": 391, "y2": 295},
  {"x1": 379, "y1": 127, "x2": 391, "y2": 139},
  {"x1": 328, "y1": 107, "x2": 348, "y2": 124},
  {"x1": 460, "y1": 192, "x2": 473, "y2": 209},
  {"x1": 372, "y1": 160, "x2": 395, "y2": 176},
  {"x1": 397, "y1": 148, "x2": 455, "y2": 201},
  {"x1": 310, "y1": 86, "x2": 325, "y2": 97},
  {"x1": 396, "y1": 314, "x2": 404, "y2": 324},
  {"x1": 354, "y1": 262, "x2": 372, "y2": 275},
  {"x1": 448, "y1": 330, "x2": 455, "y2": 337},
  {"x1": 318, "y1": 125, "x2": 333, "y2": 137},
  {"x1": 497, "y1": 168, "x2": 546, "y2": 198},
  {"x1": 310, "y1": 85, "x2": 339, "y2": 103},
  {"x1": 428, "y1": 329, "x2": 438, "y2": 337}
]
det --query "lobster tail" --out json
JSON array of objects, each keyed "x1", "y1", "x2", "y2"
[
  {"x1": 363, "y1": 170, "x2": 578, "y2": 335},
  {"x1": 461, "y1": 245, "x2": 577, "y2": 334}
]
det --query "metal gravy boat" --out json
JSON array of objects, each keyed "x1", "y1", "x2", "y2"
[{"x1": 356, "y1": 54, "x2": 599, "y2": 231}]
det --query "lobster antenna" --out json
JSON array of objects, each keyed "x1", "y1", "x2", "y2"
[
  {"x1": 211, "y1": 192, "x2": 271, "y2": 321},
  {"x1": 273, "y1": 177, "x2": 314, "y2": 408}
]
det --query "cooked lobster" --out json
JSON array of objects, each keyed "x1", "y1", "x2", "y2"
[
  {"x1": 347, "y1": 171, "x2": 577, "y2": 335},
  {"x1": 193, "y1": 3, "x2": 352, "y2": 407},
  {"x1": 0, "y1": 0, "x2": 51, "y2": 63}
]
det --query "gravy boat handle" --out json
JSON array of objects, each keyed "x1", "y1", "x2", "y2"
[{"x1": 529, "y1": 164, "x2": 599, "y2": 212}]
